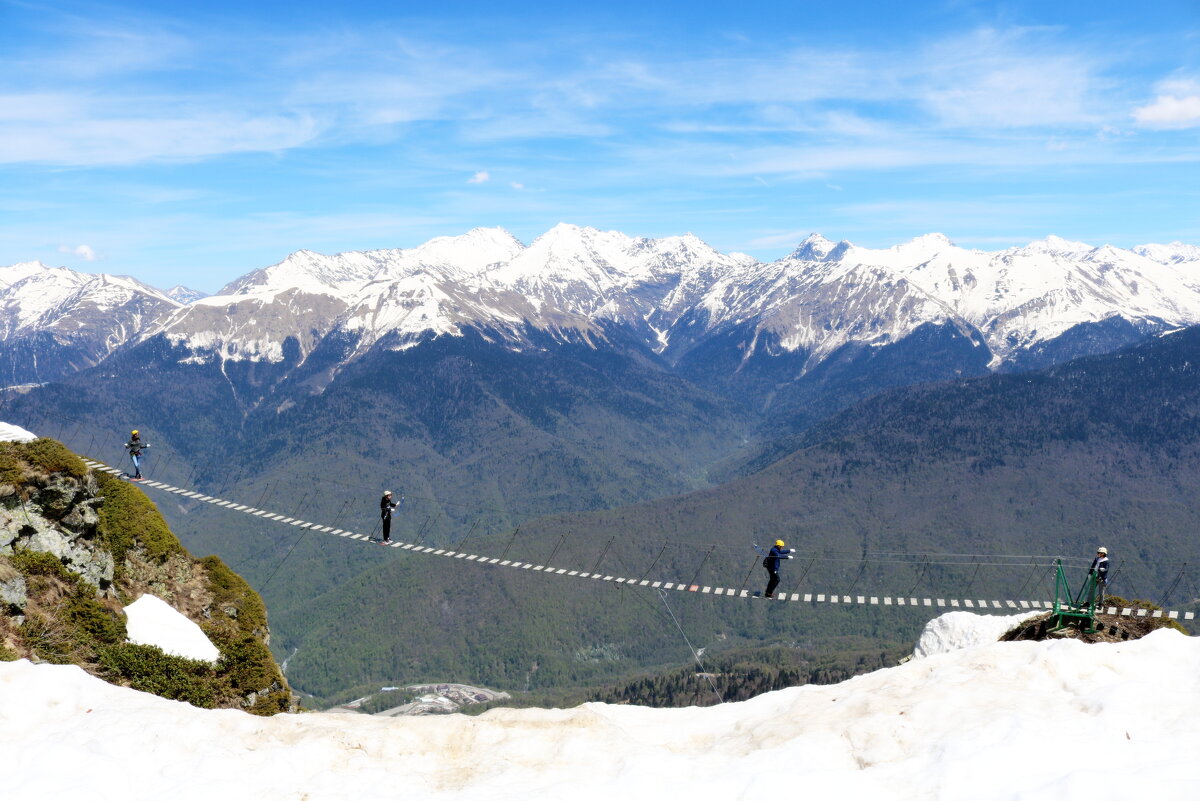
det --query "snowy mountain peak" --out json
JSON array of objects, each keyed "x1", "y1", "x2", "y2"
[
  {"x1": 789, "y1": 233, "x2": 836, "y2": 261},
  {"x1": 1134, "y1": 241, "x2": 1200, "y2": 265},
  {"x1": 166, "y1": 285, "x2": 208, "y2": 304},
  {"x1": 400, "y1": 227, "x2": 526, "y2": 277},
  {"x1": 0, "y1": 261, "x2": 72, "y2": 289},
  {"x1": 1017, "y1": 235, "x2": 1095, "y2": 257},
  {"x1": 901, "y1": 232, "x2": 956, "y2": 251}
]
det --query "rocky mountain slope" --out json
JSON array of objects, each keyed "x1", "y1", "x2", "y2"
[
  {"x1": 0, "y1": 262, "x2": 181, "y2": 385},
  {"x1": 0, "y1": 435, "x2": 292, "y2": 714}
]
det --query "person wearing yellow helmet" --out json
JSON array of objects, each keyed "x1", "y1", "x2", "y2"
[
  {"x1": 123, "y1": 429, "x2": 149, "y2": 480},
  {"x1": 753, "y1": 538, "x2": 794, "y2": 598}
]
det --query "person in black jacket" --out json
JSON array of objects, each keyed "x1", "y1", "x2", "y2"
[
  {"x1": 379, "y1": 491, "x2": 399, "y2": 543},
  {"x1": 758, "y1": 539, "x2": 794, "y2": 598},
  {"x1": 1089, "y1": 546, "x2": 1110, "y2": 606},
  {"x1": 124, "y1": 430, "x2": 149, "y2": 480}
]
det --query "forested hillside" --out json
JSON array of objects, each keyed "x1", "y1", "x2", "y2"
[
  {"x1": 5, "y1": 325, "x2": 1200, "y2": 707},
  {"x1": 260, "y1": 329, "x2": 1200, "y2": 703}
]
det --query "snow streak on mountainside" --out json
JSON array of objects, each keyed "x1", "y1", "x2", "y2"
[{"x1": 3, "y1": 228, "x2": 1200, "y2": 381}]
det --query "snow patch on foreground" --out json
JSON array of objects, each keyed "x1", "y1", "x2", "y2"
[
  {"x1": 912, "y1": 610, "x2": 1036, "y2": 658},
  {"x1": 2, "y1": 619, "x2": 1197, "y2": 801},
  {"x1": 123, "y1": 594, "x2": 219, "y2": 663},
  {"x1": 0, "y1": 421, "x2": 36, "y2": 442}
]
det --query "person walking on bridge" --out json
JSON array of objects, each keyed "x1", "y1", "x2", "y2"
[
  {"x1": 757, "y1": 539, "x2": 794, "y2": 598},
  {"x1": 379, "y1": 490, "x2": 399, "y2": 544},
  {"x1": 124, "y1": 430, "x2": 149, "y2": 480},
  {"x1": 1089, "y1": 546, "x2": 1110, "y2": 606}
]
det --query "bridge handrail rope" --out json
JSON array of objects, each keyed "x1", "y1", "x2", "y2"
[{"x1": 79, "y1": 458, "x2": 1198, "y2": 622}]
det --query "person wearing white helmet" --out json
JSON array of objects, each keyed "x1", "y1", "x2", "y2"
[
  {"x1": 379, "y1": 490, "x2": 400, "y2": 544},
  {"x1": 1090, "y1": 546, "x2": 1110, "y2": 606},
  {"x1": 755, "y1": 539, "x2": 795, "y2": 598}
]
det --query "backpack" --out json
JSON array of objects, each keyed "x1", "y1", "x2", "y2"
[{"x1": 763, "y1": 556, "x2": 772, "y2": 569}]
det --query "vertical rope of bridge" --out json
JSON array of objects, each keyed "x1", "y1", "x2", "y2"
[
  {"x1": 639, "y1": 544, "x2": 669, "y2": 583},
  {"x1": 1158, "y1": 563, "x2": 1187, "y2": 610},
  {"x1": 737, "y1": 553, "x2": 760, "y2": 593},
  {"x1": 794, "y1": 553, "x2": 819, "y2": 589},
  {"x1": 846, "y1": 552, "x2": 869, "y2": 594},
  {"x1": 545, "y1": 531, "x2": 568, "y2": 566},
  {"x1": 1013, "y1": 559, "x2": 1042, "y2": 601},
  {"x1": 499, "y1": 526, "x2": 522, "y2": 561},
  {"x1": 591, "y1": 536, "x2": 615, "y2": 574},
  {"x1": 687, "y1": 545, "x2": 716, "y2": 587},
  {"x1": 457, "y1": 519, "x2": 481, "y2": 552},
  {"x1": 960, "y1": 561, "x2": 983, "y2": 599},
  {"x1": 905, "y1": 556, "x2": 931, "y2": 596}
]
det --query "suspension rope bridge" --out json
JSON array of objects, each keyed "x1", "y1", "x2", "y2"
[{"x1": 82, "y1": 458, "x2": 1197, "y2": 623}]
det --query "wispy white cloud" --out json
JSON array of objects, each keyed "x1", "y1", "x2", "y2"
[
  {"x1": 58, "y1": 243, "x2": 96, "y2": 261},
  {"x1": 0, "y1": 10, "x2": 1179, "y2": 176},
  {"x1": 468, "y1": 171, "x2": 490, "y2": 184},
  {"x1": 0, "y1": 103, "x2": 322, "y2": 165}
]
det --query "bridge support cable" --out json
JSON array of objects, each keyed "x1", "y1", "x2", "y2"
[
  {"x1": 1158, "y1": 563, "x2": 1187, "y2": 610},
  {"x1": 657, "y1": 589, "x2": 723, "y2": 706},
  {"x1": 73, "y1": 457, "x2": 1198, "y2": 622}
]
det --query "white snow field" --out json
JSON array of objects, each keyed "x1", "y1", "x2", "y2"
[
  {"x1": 1, "y1": 614, "x2": 1197, "y2": 801},
  {"x1": 123, "y1": 594, "x2": 220, "y2": 663},
  {"x1": 0, "y1": 421, "x2": 36, "y2": 442}
]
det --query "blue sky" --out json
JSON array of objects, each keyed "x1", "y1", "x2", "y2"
[{"x1": 2, "y1": 0, "x2": 1199, "y2": 291}]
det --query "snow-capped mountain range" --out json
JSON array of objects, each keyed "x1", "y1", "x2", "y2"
[{"x1": 2, "y1": 226, "x2": 1200, "y2": 386}]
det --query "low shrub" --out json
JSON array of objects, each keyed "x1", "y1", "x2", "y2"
[
  {"x1": 210, "y1": 630, "x2": 279, "y2": 695},
  {"x1": 19, "y1": 613, "x2": 75, "y2": 665},
  {"x1": 0, "y1": 439, "x2": 87, "y2": 482},
  {"x1": 97, "y1": 643, "x2": 217, "y2": 708},
  {"x1": 93, "y1": 471, "x2": 183, "y2": 565},
  {"x1": 10, "y1": 550, "x2": 77, "y2": 585},
  {"x1": 200, "y1": 555, "x2": 268, "y2": 633},
  {"x1": 63, "y1": 590, "x2": 127, "y2": 647}
]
